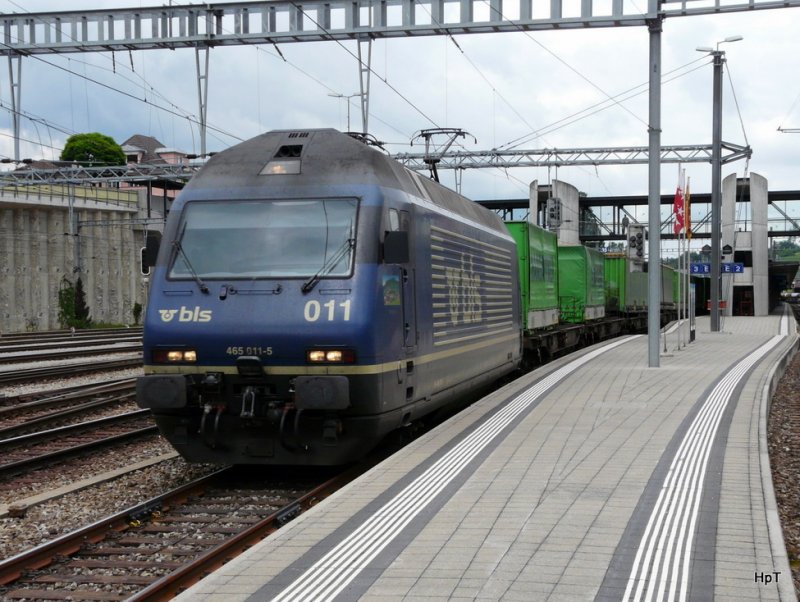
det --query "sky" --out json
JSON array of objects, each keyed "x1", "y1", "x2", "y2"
[{"x1": 1, "y1": 0, "x2": 799, "y2": 237}]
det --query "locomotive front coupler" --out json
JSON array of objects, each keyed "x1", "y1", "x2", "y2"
[
  {"x1": 240, "y1": 386, "x2": 256, "y2": 418},
  {"x1": 199, "y1": 401, "x2": 226, "y2": 448},
  {"x1": 279, "y1": 403, "x2": 310, "y2": 454}
]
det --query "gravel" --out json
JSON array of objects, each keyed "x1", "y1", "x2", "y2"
[
  {"x1": 0, "y1": 455, "x2": 218, "y2": 560},
  {"x1": 0, "y1": 362, "x2": 219, "y2": 560},
  {"x1": 767, "y1": 345, "x2": 800, "y2": 594}
]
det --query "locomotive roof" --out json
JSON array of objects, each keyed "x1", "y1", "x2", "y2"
[{"x1": 184, "y1": 129, "x2": 507, "y2": 235}]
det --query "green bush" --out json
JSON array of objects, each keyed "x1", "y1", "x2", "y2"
[{"x1": 58, "y1": 276, "x2": 92, "y2": 329}]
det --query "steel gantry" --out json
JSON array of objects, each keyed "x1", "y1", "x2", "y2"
[
  {"x1": 0, "y1": 141, "x2": 751, "y2": 187},
  {"x1": 392, "y1": 142, "x2": 752, "y2": 170},
  {"x1": 0, "y1": 163, "x2": 196, "y2": 186},
  {"x1": 1, "y1": 0, "x2": 796, "y2": 53}
]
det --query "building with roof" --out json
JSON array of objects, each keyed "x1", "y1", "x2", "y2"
[{"x1": 121, "y1": 134, "x2": 189, "y2": 166}]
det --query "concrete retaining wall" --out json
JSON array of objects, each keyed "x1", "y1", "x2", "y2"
[{"x1": 0, "y1": 185, "x2": 159, "y2": 333}]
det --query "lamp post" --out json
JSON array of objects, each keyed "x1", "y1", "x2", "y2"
[
  {"x1": 328, "y1": 92, "x2": 362, "y2": 132},
  {"x1": 696, "y1": 35, "x2": 742, "y2": 332}
]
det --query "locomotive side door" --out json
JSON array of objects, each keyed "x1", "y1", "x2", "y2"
[
  {"x1": 385, "y1": 207, "x2": 417, "y2": 402},
  {"x1": 398, "y1": 209, "x2": 417, "y2": 353}
]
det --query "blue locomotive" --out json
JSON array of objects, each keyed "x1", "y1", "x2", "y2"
[{"x1": 136, "y1": 129, "x2": 523, "y2": 465}]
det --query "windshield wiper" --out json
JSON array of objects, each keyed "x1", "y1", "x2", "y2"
[
  {"x1": 171, "y1": 221, "x2": 209, "y2": 294},
  {"x1": 301, "y1": 238, "x2": 354, "y2": 294}
]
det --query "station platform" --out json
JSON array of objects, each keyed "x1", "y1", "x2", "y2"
[{"x1": 176, "y1": 310, "x2": 798, "y2": 602}]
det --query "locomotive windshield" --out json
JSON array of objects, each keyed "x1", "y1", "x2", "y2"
[{"x1": 168, "y1": 199, "x2": 358, "y2": 280}]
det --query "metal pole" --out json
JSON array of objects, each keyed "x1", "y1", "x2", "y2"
[
  {"x1": 710, "y1": 50, "x2": 723, "y2": 332},
  {"x1": 358, "y1": 38, "x2": 372, "y2": 133},
  {"x1": 8, "y1": 55, "x2": 21, "y2": 162},
  {"x1": 647, "y1": 17, "x2": 662, "y2": 367},
  {"x1": 195, "y1": 47, "x2": 210, "y2": 157}
]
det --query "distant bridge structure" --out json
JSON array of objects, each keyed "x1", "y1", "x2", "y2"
[{"x1": 477, "y1": 188, "x2": 800, "y2": 242}]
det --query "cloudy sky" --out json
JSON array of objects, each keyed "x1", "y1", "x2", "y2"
[{"x1": 2, "y1": 0, "x2": 799, "y2": 221}]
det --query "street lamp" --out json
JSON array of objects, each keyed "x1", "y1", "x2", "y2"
[
  {"x1": 696, "y1": 35, "x2": 742, "y2": 332},
  {"x1": 328, "y1": 92, "x2": 362, "y2": 132}
]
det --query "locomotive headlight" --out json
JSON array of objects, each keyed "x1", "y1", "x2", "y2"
[
  {"x1": 153, "y1": 349, "x2": 198, "y2": 363},
  {"x1": 308, "y1": 350, "x2": 327, "y2": 362},
  {"x1": 261, "y1": 159, "x2": 301, "y2": 175},
  {"x1": 306, "y1": 349, "x2": 356, "y2": 364}
]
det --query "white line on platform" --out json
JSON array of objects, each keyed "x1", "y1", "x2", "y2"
[{"x1": 271, "y1": 336, "x2": 637, "y2": 602}]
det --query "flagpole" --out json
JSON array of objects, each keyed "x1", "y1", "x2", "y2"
[
  {"x1": 686, "y1": 229, "x2": 689, "y2": 345},
  {"x1": 685, "y1": 176, "x2": 691, "y2": 345},
  {"x1": 674, "y1": 163, "x2": 685, "y2": 350},
  {"x1": 679, "y1": 225, "x2": 684, "y2": 349},
  {"x1": 680, "y1": 229, "x2": 685, "y2": 347}
]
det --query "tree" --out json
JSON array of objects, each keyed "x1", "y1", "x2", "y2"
[
  {"x1": 74, "y1": 276, "x2": 91, "y2": 325},
  {"x1": 57, "y1": 276, "x2": 92, "y2": 329},
  {"x1": 60, "y1": 132, "x2": 126, "y2": 166},
  {"x1": 773, "y1": 239, "x2": 800, "y2": 260}
]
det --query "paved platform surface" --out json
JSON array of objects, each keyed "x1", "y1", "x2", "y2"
[{"x1": 177, "y1": 311, "x2": 798, "y2": 602}]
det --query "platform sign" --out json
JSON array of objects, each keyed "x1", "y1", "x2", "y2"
[
  {"x1": 691, "y1": 262, "x2": 744, "y2": 274},
  {"x1": 721, "y1": 262, "x2": 745, "y2": 273}
]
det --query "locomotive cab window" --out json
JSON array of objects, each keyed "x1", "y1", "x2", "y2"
[
  {"x1": 386, "y1": 208, "x2": 410, "y2": 233},
  {"x1": 168, "y1": 199, "x2": 358, "y2": 280},
  {"x1": 388, "y1": 208, "x2": 400, "y2": 232}
]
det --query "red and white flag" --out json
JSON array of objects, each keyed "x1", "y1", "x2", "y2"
[{"x1": 673, "y1": 181, "x2": 685, "y2": 235}]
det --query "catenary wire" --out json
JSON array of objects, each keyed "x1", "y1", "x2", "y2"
[
  {"x1": 8, "y1": 0, "x2": 414, "y2": 146},
  {"x1": 501, "y1": 56, "x2": 711, "y2": 150},
  {"x1": 0, "y1": 38, "x2": 245, "y2": 152},
  {"x1": 476, "y1": 0, "x2": 650, "y2": 134},
  {"x1": 288, "y1": 1, "x2": 441, "y2": 133},
  {"x1": 724, "y1": 61, "x2": 749, "y2": 148}
]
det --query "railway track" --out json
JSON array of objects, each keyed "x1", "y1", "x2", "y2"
[
  {"x1": 0, "y1": 341, "x2": 142, "y2": 364},
  {"x1": 0, "y1": 380, "x2": 136, "y2": 438},
  {"x1": 0, "y1": 466, "x2": 361, "y2": 600},
  {"x1": 0, "y1": 327, "x2": 143, "y2": 347},
  {"x1": 0, "y1": 410, "x2": 157, "y2": 479},
  {"x1": 0, "y1": 358, "x2": 142, "y2": 387},
  {"x1": 0, "y1": 377, "x2": 135, "y2": 409}
]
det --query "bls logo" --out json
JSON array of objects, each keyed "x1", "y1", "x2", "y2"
[{"x1": 159, "y1": 306, "x2": 212, "y2": 323}]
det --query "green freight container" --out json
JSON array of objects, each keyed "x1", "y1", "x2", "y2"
[
  {"x1": 662, "y1": 264, "x2": 676, "y2": 307},
  {"x1": 604, "y1": 257, "x2": 681, "y2": 312},
  {"x1": 558, "y1": 245, "x2": 605, "y2": 323},
  {"x1": 670, "y1": 265, "x2": 686, "y2": 306},
  {"x1": 505, "y1": 221, "x2": 559, "y2": 330},
  {"x1": 604, "y1": 254, "x2": 647, "y2": 312}
]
